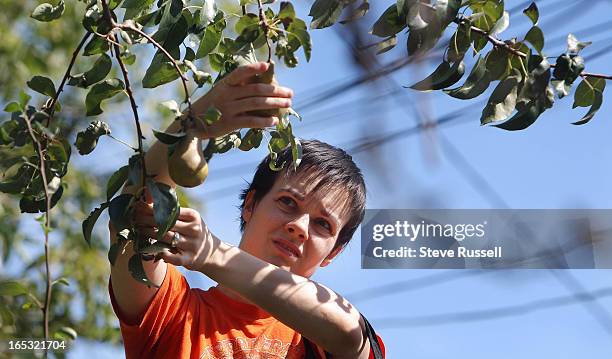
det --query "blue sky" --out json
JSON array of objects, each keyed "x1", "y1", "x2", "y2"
[{"x1": 68, "y1": 0, "x2": 612, "y2": 357}]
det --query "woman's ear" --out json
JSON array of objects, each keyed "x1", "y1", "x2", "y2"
[
  {"x1": 320, "y1": 244, "x2": 345, "y2": 268},
  {"x1": 242, "y1": 190, "x2": 256, "y2": 223}
]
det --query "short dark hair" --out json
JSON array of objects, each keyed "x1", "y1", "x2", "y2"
[{"x1": 239, "y1": 139, "x2": 366, "y2": 251}]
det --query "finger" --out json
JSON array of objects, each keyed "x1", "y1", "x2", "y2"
[
  {"x1": 231, "y1": 84, "x2": 293, "y2": 100},
  {"x1": 230, "y1": 115, "x2": 278, "y2": 129},
  {"x1": 176, "y1": 207, "x2": 201, "y2": 222},
  {"x1": 224, "y1": 62, "x2": 269, "y2": 86},
  {"x1": 225, "y1": 97, "x2": 291, "y2": 117}
]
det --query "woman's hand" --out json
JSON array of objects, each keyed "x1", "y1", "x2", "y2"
[
  {"x1": 189, "y1": 62, "x2": 293, "y2": 139},
  {"x1": 133, "y1": 201, "x2": 217, "y2": 273}
]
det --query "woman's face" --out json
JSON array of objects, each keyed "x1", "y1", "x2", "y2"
[{"x1": 240, "y1": 174, "x2": 350, "y2": 278}]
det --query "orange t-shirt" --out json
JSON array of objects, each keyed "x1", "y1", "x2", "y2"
[{"x1": 109, "y1": 264, "x2": 385, "y2": 359}]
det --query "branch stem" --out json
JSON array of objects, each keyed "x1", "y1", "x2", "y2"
[
  {"x1": 23, "y1": 116, "x2": 52, "y2": 343},
  {"x1": 100, "y1": 0, "x2": 148, "y2": 193},
  {"x1": 256, "y1": 0, "x2": 272, "y2": 62},
  {"x1": 44, "y1": 32, "x2": 92, "y2": 126},
  {"x1": 100, "y1": 0, "x2": 192, "y2": 115},
  {"x1": 454, "y1": 17, "x2": 611, "y2": 81}
]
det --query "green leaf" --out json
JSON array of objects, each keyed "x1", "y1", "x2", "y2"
[
  {"x1": 122, "y1": 0, "x2": 155, "y2": 20},
  {"x1": 152, "y1": 0, "x2": 184, "y2": 46},
  {"x1": 20, "y1": 184, "x2": 64, "y2": 213},
  {"x1": 485, "y1": 47, "x2": 508, "y2": 81},
  {"x1": 573, "y1": 77, "x2": 605, "y2": 108},
  {"x1": 19, "y1": 91, "x2": 31, "y2": 108},
  {"x1": 489, "y1": 11, "x2": 509, "y2": 36},
  {"x1": 75, "y1": 121, "x2": 111, "y2": 155},
  {"x1": 481, "y1": 70, "x2": 521, "y2": 125},
  {"x1": 235, "y1": 14, "x2": 259, "y2": 35},
  {"x1": 196, "y1": 26, "x2": 222, "y2": 59},
  {"x1": 238, "y1": 129, "x2": 264, "y2": 151},
  {"x1": 523, "y1": 2, "x2": 539, "y2": 25},
  {"x1": 201, "y1": 107, "x2": 222, "y2": 125},
  {"x1": 553, "y1": 54, "x2": 584, "y2": 87},
  {"x1": 121, "y1": 50, "x2": 137, "y2": 65},
  {"x1": 0, "y1": 164, "x2": 35, "y2": 195},
  {"x1": 142, "y1": 50, "x2": 181, "y2": 88},
  {"x1": 68, "y1": 54, "x2": 112, "y2": 88},
  {"x1": 407, "y1": 25, "x2": 443, "y2": 56},
  {"x1": 139, "y1": 241, "x2": 174, "y2": 256},
  {"x1": 127, "y1": 155, "x2": 143, "y2": 187},
  {"x1": 128, "y1": 255, "x2": 159, "y2": 288},
  {"x1": 524, "y1": 26, "x2": 544, "y2": 54},
  {"x1": 447, "y1": 21, "x2": 471, "y2": 62},
  {"x1": 445, "y1": 56, "x2": 491, "y2": 99},
  {"x1": 573, "y1": 90, "x2": 604, "y2": 125},
  {"x1": 55, "y1": 327, "x2": 77, "y2": 341},
  {"x1": 152, "y1": 129, "x2": 186, "y2": 145},
  {"x1": 492, "y1": 100, "x2": 544, "y2": 131},
  {"x1": 0, "y1": 281, "x2": 29, "y2": 296},
  {"x1": 3, "y1": 102, "x2": 21, "y2": 113},
  {"x1": 309, "y1": 0, "x2": 344, "y2": 29},
  {"x1": 371, "y1": 4, "x2": 406, "y2": 37},
  {"x1": 47, "y1": 138, "x2": 71, "y2": 177},
  {"x1": 31, "y1": 1, "x2": 65, "y2": 22},
  {"x1": 83, "y1": 35, "x2": 110, "y2": 56},
  {"x1": 108, "y1": 193, "x2": 134, "y2": 232},
  {"x1": 27, "y1": 76, "x2": 56, "y2": 97},
  {"x1": 85, "y1": 79, "x2": 125, "y2": 116},
  {"x1": 82, "y1": 202, "x2": 109, "y2": 246},
  {"x1": 208, "y1": 53, "x2": 224, "y2": 73},
  {"x1": 0, "y1": 304, "x2": 15, "y2": 325},
  {"x1": 147, "y1": 179, "x2": 179, "y2": 241},
  {"x1": 288, "y1": 19, "x2": 312, "y2": 62},
  {"x1": 278, "y1": 1, "x2": 297, "y2": 21},
  {"x1": 567, "y1": 33, "x2": 591, "y2": 54},
  {"x1": 408, "y1": 61, "x2": 465, "y2": 91},
  {"x1": 52, "y1": 277, "x2": 70, "y2": 287},
  {"x1": 107, "y1": 165, "x2": 129, "y2": 201}
]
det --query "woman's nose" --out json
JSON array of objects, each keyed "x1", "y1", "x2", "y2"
[{"x1": 285, "y1": 213, "x2": 309, "y2": 241}]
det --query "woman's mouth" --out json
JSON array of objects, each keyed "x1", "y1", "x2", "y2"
[{"x1": 272, "y1": 239, "x2": 300, "y2": 258}]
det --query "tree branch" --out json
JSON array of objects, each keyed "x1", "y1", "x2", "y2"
[
  {"x1": 23, "y1": 116, "x2": 52, "y2": 342},
  {"x1": 100, "y1": 0, "x2": 193, "y2": 117},
  {"x1": 110, "y1": 34, "x2": 148, "y2": 193},
  {"x1": 256, "y1": 0, "x2": 272, "y2": 62},
  {"x1": 454, "y1": 17, "x2": 611, "y2": 81},
  {"x1": 44, "y1": 32, "x2": 92, "y2": 126}
]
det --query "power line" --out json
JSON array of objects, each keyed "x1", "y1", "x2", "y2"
[{"x1": 373, "y1": 286, "x2": 612, "y2": 328}]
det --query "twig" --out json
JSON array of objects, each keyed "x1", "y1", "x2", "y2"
[
  {"x1": 108, "y1": 134, "x2": 138, "y2": 151},
  {"x1": 44, "y1": 32, "x2": 92, "y2": 126},
  {"x1": 256, "y1": 0, "x2": 272, "y2": 62},
  {"x1": 23, "y1": 116, "x2": 52, "y2": 342},
  {"x1": 454, "y1": 18, "x2": 527, "y2": 57},
  {"x1": 579, "y1": 72, "x2": 612, "y2": 80},
  {"x1": 111, "y1": 36, "x2": 148, "y2": 193},
  {"x1": 454, "y1": 17, "x2": 611, "y2": 81},
  {"x1": 99, "y1": 0, "x2": 193, "y2": 116}
]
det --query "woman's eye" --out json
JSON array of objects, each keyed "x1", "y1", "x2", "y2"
[
  {"x1": 317, "y1": 219, "x2": 331, "y2": 231},
  {"x1": 279, "y1": 196, "x2": 296, "y2": 207}
]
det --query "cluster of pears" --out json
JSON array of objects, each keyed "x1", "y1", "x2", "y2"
[{"x1": 168, "y1": 62, "x2": 282, "y2": 188}]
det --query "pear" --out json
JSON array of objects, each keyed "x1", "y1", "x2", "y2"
[
  {"x1": 246, "y1": 62, "x2": 288, "y2": 119},
  {"x1": 168, "y1": 130, "x2": 208, "y2": 188}
]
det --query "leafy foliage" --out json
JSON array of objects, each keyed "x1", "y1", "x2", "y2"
[{"x1": 0, "y1": 0, "x2": 609, "y2": 354}]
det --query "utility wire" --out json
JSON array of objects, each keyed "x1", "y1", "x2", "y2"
[{"x1": 374, "y1": 286, "x2": 612, "y2": 328}]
